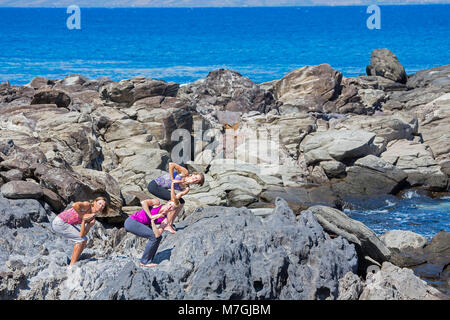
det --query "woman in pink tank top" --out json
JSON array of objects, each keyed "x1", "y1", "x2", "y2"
[
  {"x1": 52, "y1": 197, "x2": 109, "y2": 266},
  {"x1": 124, "y1": 183, "x2": 185, "y2": 267}
]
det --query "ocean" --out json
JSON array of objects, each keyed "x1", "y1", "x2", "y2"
[
  {"x1": 0, "y1": 5, "x2": 449, "y2": 238},
  {"x1": 0, "y1": 5, "x2": 449, "y2": 85}
]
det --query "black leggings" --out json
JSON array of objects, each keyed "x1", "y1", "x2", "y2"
[{"x1": 147, "y1": 180, "x2": 185, "y2": 204}]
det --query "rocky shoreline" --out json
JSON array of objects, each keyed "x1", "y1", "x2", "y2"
[{"x1": 0, "y1": 48, "x2": 449, "y2": 299}]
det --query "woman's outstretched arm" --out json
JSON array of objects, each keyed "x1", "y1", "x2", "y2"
[
  {"x1": 73, "y1": 201, "x2": 91, "y2": 214},
  {"x1": 169, "y1": 162, "x2": 189, "y2": 179}
]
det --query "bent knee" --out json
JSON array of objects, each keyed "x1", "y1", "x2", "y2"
[{"x1": 77, "y1": 238, "x2": 88, "y2": 246}]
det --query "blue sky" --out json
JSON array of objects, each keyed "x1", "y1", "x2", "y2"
[{"x1": 1, "y1": 0, "x2": 449, "y2": 7}]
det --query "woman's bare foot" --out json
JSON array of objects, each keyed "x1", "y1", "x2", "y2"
[
  {"x1": 163, "y1": 223, "x2": 177, "y2": 234},
  {"x1": 140, "y1": 262, "x2": 158, "y2": 268}
]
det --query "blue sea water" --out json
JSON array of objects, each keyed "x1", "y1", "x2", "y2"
[
  {"x1": 0, "y1": 5, "x2": 448, "y2": 238},
  {"x1": 0, "y1": 5, "x2": 449, "y2": 85},
  {"x1": 344, "y1": 192, "x2": 450, "y2": 240}
]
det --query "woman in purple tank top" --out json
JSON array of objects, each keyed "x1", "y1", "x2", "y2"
[
  {"x1": 147, "y1": 162, "x2": 205, "y2": 231},
  {"x1": 124, "y1": 183, "x2": 185, "y2": 267}
]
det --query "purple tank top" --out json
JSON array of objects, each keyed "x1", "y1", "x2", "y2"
[
  {"x1": 154, "y1": 170, "x2": 183, "y2": 191},
  {"x1": 129, "y1": 205, "x2": 165, "y2": 225}
]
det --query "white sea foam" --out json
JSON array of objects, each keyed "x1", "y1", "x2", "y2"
[
  {"x1": 402, "y1": 190, "x2": 420, "y2": 199},
  {"x1": 384, "y1": 199, "x2": 396, "y2": 207}
]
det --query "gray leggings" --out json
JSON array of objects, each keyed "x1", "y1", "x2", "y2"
[
  {"x1": 52, "y1": 216, "x2": 88, "y2": 244},
  {"x1": 124, "y1": 217, "x2": 162, "y2": 265}
]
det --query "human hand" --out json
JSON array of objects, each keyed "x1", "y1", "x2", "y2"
[
  {"x1": 82, "y1": 213, "x2": 96, "y2": 222},
  {"x1": 151, "y1": 213, "x2": 163, "y2": 221}
]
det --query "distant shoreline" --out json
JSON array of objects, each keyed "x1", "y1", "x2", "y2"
[{"x1": 1, "y1": 3, "x2": 450, "y2": 9}]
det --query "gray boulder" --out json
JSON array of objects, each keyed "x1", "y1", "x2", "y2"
[
  {"x1": 407, "y1": 65, "x2": 450, "y2": 90},
  {"x1": 1, "y1": 198, "x2": 358, "y2": 300},
  {"x1": 359, "y1": 262, "x2": 446, "y2": 300},
  {"x1": 381, "y1": 139, "x2": 448, "y2": 190},
  {"x1": 95, "y1": 198, "x2": 358, "y2": 300},
  {"x1": 177, "y1": 69, "x2": 277, "y2": 115},
  {"x1": 1, "y1": 181, "x2": 43, "y2": 200},
  {"x1": 331, "y1": 155, "x2": 408, "y2": 198},
  {"x1": 379, "y1": 230, "x2": 428, "y2": 268},
  {"x1": 366, "y1": 49, "x2": 407, "y2": 84},
  {"x1": 380, "y1": 230, "x2": 428, "y2": 250},
  {"x1": 31, "y1": 89, "x2": 71, "y2": 108},
  {"x1": 100, "y1": 77, "x2": 179, "y2": 106},
  {"x1": 0, "y1": 169, "x2": 23, "y2": 182},
  {"x1": 337, "y1": 272, "x2": 363, "y2": 300},
  {"x1": 307, "y1": 205, "x2": 391, "y2": 270},
  {"x1": 272, "y1": 64, "x2": 342, "y2": 113},
  {"x1": 320, "y1": 160, "x2": 346, "y2": 179},
  {"x1": 300, "y1": 129, "x2": 378, "y2": 165},
  {"x1": 260, "y1": 185, "x2": 339, "y2": 213},
  {"x1": 0, "y1": 195, "x2": 49, "y2": 228}
]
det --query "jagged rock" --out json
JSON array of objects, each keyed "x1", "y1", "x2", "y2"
[
  {"x1": 100, "y1": 77, "x2": 179, "y2": 106},
  {"x1": 0, "y1": 83, "x2": 35, "y2": 105},
  {"x1": 300, "y1": 129, "x2": 378, "y2": 165},
  {"x1": 128, "y1": 103, "x2": 193, "y2": 150},
  {"x1": 0, "y1": 195, "x2": 49, "y2": 228},
  {"x1": 409, "y1": 232, "x2": 450, "y2": 295},
  {"x1": 31, "y1": 163, "x2": 122, "y2": 219},
  {"x1": 69, "y1": 90, "x2": 103, "y2": 113},
  {"x1": 359, "y1": 262, "x2": 445, "y2": 300},
  {"x1": 1, "y1": 181, "x2": 43, "y2": 200},
  {"x1": 337, "y1": 272, "x2": 363, "y2": 300},
  {"x1": 26, "y1": 77, "x2": 55, "y2": 90},
  {"x1": 343, "y1": 74, "x2": 407, "y2": 92},
  {"x1": 35, "y1": 113, "x2": 103, "y2": 170},
  {"x1": 414, "y1": 93, "x2": 450, "y2": 178},
  {"x1": 407, "y1": 65, "x2": 450, "y2": 90},
  {"x1": 0, "y1": 169, "x2": 23, "y2": 182},
  {"x1": 381, "y1": 139, "x2": 448, "y2": 190},
  {"x1": 331, "y1": 114, "x2": 418, "y2": 148},
  {"x1": 0, "y1": 197, "x2": 358, "y2": 300},
  {"x1": 177, "y1": 69, "x2": 277, "y2": 115},
  {"x1": 320, "y1": 160, "x2": 346, "y2": 179},
  {"x1": 379, "y1": 230, "x2": 428, "y2": 267},
  {"x1": 73, "y1": 167, "x2": 123, "y2": 219},
  {"x1": 93, "y1": 198, "x2": 357, "y2": 300},
  {"x1": 366, "y1": 49, "x2": 407, "y2": 84},
  {"x1": 306, "y1": 205, "x2": 391, "y2": 270},
  {"x1": 0, "y1": 142, "x2": 47, "y2": 170},
  {"x1": 41, "y1": 188, "x2": 65, "y2": 213},
  {"x1": 381, "y1": 230, "x2": 428, "y2": 251},
  {"x1": 273, "y1": 64, "x2": 342, "y2": 113},
  {"x1": 31, "y1": 89, "x2": 71, "y2": 108},
  {"x1": 331, "y1": 155, "x2": 408, "y2": 198},
  {"x1": 104, "y1": 119, "x2": 148, "y2": 143}
]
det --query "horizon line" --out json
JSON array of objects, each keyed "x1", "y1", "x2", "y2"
[{"x1": 1, "y1": 3, "x2": 450, "y2": 8}]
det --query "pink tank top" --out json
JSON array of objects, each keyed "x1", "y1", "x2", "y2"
[
  {"x1": 57, "y1": 208, "x2": 83, "y2": 225},
  {"x1": 129, "y1": 205, "x2": 165, "y2": 225}
]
